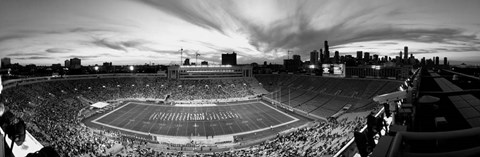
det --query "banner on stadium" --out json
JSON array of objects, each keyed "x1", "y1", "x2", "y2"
[{"x1": 322, "y1": 64, "x2": 345, "y2": 78}]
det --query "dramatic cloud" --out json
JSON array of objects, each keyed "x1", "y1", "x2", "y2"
[
  {"x1": 15, "y1": 56, "x2": 54, "y2": 60},
  {"x1": 0, "y1": 34, "x2": 28, "y2": 43},
  {"x1": 91, "y1": 38, "x2": 129, "y2": 52},
  {"x1": 0, "y1": 0, "x2": 479, "y2": 65},
  {"x1": 46, "y1": 48, "x2": 72, "y2": 53},
  {"x1": 7, "y1": 52, "x2": 44, "y2": 57}
]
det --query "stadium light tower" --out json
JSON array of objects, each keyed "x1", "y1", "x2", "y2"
[
  {"x1": 180, "y1": 48, "x2": 183, "y2": 65},
  {"x1": 195, "y1": 50, "x2": 200, "y2": 66}
]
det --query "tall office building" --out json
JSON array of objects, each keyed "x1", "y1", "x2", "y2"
[
  {"x1": 310, "y1": 50, "x2": 319, "y2": 65},
  {"x1": 399, "y1": 51, "x2": 403, "y2": 63},
  {"x1": 284, "y1": 54, "x2": 302, "y2": 72},
  {"x1": 334, "y1": 51, "x2": 340, "y2": 63},
  {"x1": 435, "y1": 56, "x2": 440, "y2": 65},
  {"x1": 373, "y1": 54, "x2": 379, "y2": 62},
  {"x1": 356, "y1": 51, "x2": 363, "y2": 60},
  {"x1": 284, "y1": 59, "x2": 294, "y2": 72},
  {"x1": 404, "y1": 46, "x2": 408, "y2": 61},
  {"x1": 444, "y1": 57, "x2": 448, "y2": 65},
  {"x1": 409, "y1": 54, "x2": 416, "y2": 65},
  {"x1": 396, "y1": 56, "x2": 401, "y2": 64},
  {"x1": 221, "y1": 52, "x2": 237, "y2": 65},
  {"x1": 1, "y1": 57, "x2": 11, "y2": 68},
  {"x1": 364, "y1": 52, "x2": 370, "y2": 62},
  {"x1": 64, "y1": 60, "x2": 70, "y2": 68},
  {"x1": 319, "y1": 49, "x2": 324, "y2": 63},
  {"x1": 70, "y1": 58, "x2": 81, "y2": 69},
  {"x1": 324, "y1": 41, "x2": 330, "y2": 63},
  {"x1": 293, "y1": 55, "x2": 301, "y2": 61}
]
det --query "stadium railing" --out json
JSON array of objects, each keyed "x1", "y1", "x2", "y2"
[{"x1": 333, "y1": 106, "x2": 385, "y2": 157}]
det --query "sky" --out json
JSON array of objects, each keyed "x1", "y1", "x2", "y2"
[{"x1": 0, "y1": 0, "x2": 479, "y2": 66}]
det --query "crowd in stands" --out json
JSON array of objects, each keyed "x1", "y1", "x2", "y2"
[
  {"x1": 0, "y1": 77, "x2": 257, "y2": 156},
  {"x1": 64, "y1": 77, "x2": 258, "y2": 101},
  {"x1": 209, "y1": 117, "x2": 365, "y2": 156},
  {"x1": 0, "y1": 76, "x2": 373, "y2": 156}
]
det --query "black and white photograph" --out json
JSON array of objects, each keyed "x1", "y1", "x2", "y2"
[{"x1": 1, "y1": 0, "x2": 480, "y2": 156}]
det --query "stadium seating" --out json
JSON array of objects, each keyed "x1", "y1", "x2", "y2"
[
  {"x1": 256, "y1": 74, "x2": 401, "y2": 118},
  {"x1": 0, "y1": 75, "x2": 401, "y2": 156},
  {"x1": 0, "y1": 77, "x2": 259, "y2": 156}
]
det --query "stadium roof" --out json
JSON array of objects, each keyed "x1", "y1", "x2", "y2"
[{"x1": 428, "y1": 70, "x2": 480, "y2": 128}]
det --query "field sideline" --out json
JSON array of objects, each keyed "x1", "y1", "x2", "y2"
[{"x1": 91, "y1": 101, "x2": 299, "y2": 137}]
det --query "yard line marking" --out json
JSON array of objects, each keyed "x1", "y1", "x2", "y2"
[
  {"x1": 148, "y1": 107, "x2": 164, "y2": 133},
  {"x1": 126, "y1": 105, "x2": 151, "y2": 130},
  {"x1": 93, "y1": 102, "x2": 135, "y2": 125},
  {"x1": 252, "y1": 103, "x2": 284, "y2": 126},
  {"x1": 90, "y1": 101, "x2": 301, "y2": 139},
  {"x1": 239, "y1": 106, "x2": 262, "y2": 130}
]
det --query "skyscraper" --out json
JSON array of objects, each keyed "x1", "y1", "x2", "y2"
[
  {"x1": 284, "y1": 55, "x2": 302, "y2": 72},
  {"x1": 64, "y1": 60, "x2": 70, "y2": 68},
  {"x1": 396, "y1": 56, "x2": 401, "y2": 65},
  {"x1": 324, "y1": 41, "x2": 330, "y2": 63},
  {"x1": 356, "y1": 51, "x2": 363, "y2": 60},
  {"x1": 444, "y1": 57, "x2": 448, "y2": 65},
  {"x1": 435, "y1": 56, "x2": 440, "y2": 65},
  {"x1": 1, "y1": 57, "x2": 11, "y2": 68},
  {"x1": 310, "y1": 50, "x2": 319, "y2": 65},
  {"x1": 70, "y1": 58, "x2": 81, "y2": 69},
  {"x1": 319, "y1": 49, "x2": 324, "y2": 64},
  {"x1": 293, "y1": 55, "x2": 301, "y2": 61},
  {"x1": 373, "y1": 54, "x2": 379, "y2": 63},
  {"x1": 399, "y1": 51, "x2": 403, "y2": 63},
  {"x1": 364, "y1": 52, "x2": 370, "y2": 62},
  {"x1": 221, "y1": 52, "x2": 237, "y2": 65},
  {"x1": 404, "y1": 46, "x2": 408, "y2": 61},
  {"x1": 409, "y1": 54, "x2": 416, "y2": 65},
  {"x1": 334, "y1": 51, "x2": 340, "y2": 63}
]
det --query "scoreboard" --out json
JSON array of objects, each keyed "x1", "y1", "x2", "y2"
[{"x1": 322, "y1": 64, "x2": 345, "y2": 77}]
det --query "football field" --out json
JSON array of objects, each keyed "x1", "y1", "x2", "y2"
[{"x1": 92, "y1": 101, "x2": 298, "y2": 137}]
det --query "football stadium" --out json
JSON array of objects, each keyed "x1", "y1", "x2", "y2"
[
  {"x1": 0, "y1": 65, "x2": 406, "y2": 156},
  {"x1": 2, "y1": 61, "x2": 480, "y2": 157},
  {"x1": 2, "y1": 1, "x2": 480, "y2": 157}
]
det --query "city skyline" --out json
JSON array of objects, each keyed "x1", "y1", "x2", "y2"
[{"x1": 1, "y1": 0, "x2": 479, "y2": 66}]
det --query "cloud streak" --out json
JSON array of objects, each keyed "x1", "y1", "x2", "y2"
[
  {"x1": 142, "y1": 0, "x2": 479, "y2": 58},
  {"x1": 15, "y1": 56, "x2": 53, "y2": 60},
  {"x1": 46, "y1": 48, "x2": 72, "y2": 53},
  {"x1": 0, "y1": 0, "x2": 479, "y2": 65}
]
